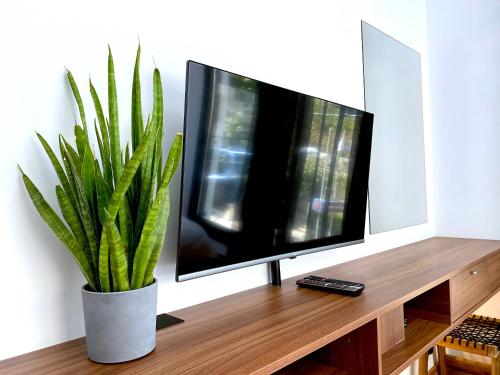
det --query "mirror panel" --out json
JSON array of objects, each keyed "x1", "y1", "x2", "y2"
[{"x1": 361, "y1": 21, "x2": 428, "y2": 234}]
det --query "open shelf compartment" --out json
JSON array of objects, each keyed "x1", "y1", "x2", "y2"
[
  {"x1": 276, "y1": 319, "x2": 380, "y2": 375},
  {"x1": 381, "y1": 280, "x2": 452, "y2": 375}
]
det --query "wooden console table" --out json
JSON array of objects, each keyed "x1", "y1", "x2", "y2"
[{"x1": 1, "y1": 237, "x2": 500, "y2": 375}]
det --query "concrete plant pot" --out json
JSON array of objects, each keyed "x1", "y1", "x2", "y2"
[{"x1": 81, "y1": 280, "x2": 157, "y2": 363}]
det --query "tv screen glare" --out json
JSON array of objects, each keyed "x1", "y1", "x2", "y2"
[{"x1": 176, "y1": 61, "x2": 373, "y2": 281}]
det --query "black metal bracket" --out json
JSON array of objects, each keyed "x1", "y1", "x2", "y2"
[{"x1": 156, "y1": 313, "x2": 184, "y2": 330}]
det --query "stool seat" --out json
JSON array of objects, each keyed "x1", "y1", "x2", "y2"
[
  {"x1": 447, "y1": 315, "x2": 500, "y2": 349},
  {"x1": 437, "y1": 315, "x2": 500, "y2": 375}
]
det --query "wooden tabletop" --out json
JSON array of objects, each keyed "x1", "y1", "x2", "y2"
[{"x1": 1, "y1": 237, "x2": 499, "y2": 375}]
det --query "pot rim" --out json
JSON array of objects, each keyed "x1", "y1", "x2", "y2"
[{"x1": 82, "y1": 278, "x2": 157, "y2": 295}]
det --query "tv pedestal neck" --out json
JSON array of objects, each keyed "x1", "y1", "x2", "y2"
[{"x1": 269, "y1": 260, "x2": 282, "y2": 286}]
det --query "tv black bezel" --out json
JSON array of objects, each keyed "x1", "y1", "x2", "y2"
[{"x1": 176, "y1": 60, "x2": 373, "y2": 281}]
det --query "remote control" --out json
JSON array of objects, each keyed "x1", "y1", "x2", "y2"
[{"x1": 296, "y1": 275, "x2": 365, "y2": 296}]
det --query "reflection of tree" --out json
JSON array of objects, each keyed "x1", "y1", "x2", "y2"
[
  {"x1": 222, "y1": 76, "x2": 258, "y2": 146},
  {"x1": 199, "y1": 74, "x2": 258, "y2": 231},
  {"x1": 292, "y1": 98, "x2": 361, "y2": 241}
]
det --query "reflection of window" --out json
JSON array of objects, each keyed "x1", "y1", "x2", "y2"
[
  {"x1": 287, "y1": 100, "x2": 362, "y2": 242},
  {"x1": 198, "y1": 72, "x2": 257, "y2": 231}
]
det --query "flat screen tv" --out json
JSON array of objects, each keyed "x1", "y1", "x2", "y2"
[{"x1": 176, "y1": 61, "x2": 373, "y2": 281}]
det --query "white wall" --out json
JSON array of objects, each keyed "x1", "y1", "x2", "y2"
[
  {"x1": 427, "y1": 0, "x2": 500, "y2": 240},
  {"x1": 424, "y1": 2, "x2": 500, "y2": 372},
  {"x1": 0, "y1": 0, "x2": 434, "y2": 362}
]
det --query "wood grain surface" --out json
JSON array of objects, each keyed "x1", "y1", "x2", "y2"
[
  {"x1": 489, "y1": 252, "x2": 500, "y2": 293},
  {"x1": 450, "y1": 260, "x2": 490, "y2": 321},
  {"x1": 379, "y1": 306, "x2": 405, "y2": 354},
  {"x1": 0, "y1": 237, "x2": 499, "y2": 375}
]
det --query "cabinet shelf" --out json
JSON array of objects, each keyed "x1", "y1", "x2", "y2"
[{"x1": 382, "y1": 318, "x2": 449, "y2": 375}]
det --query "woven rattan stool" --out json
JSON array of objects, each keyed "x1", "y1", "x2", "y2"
[{"x1": 436, "y1": 315, "x2": 500, "y2": 374}]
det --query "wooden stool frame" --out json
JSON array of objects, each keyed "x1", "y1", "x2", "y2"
[{"x1": 435, "y1": 316, "x2": 500, "y2": 375}]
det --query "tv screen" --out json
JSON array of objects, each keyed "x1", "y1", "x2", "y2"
[{"x1": 176, "y1": 61, "x2": 373, "y2": 280}]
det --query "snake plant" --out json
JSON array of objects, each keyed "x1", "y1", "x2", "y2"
[{"x1": 19, "y1": 46, "x2": 182, "y2": 292}]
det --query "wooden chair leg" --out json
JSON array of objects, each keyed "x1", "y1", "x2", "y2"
[
  {"x1": 419, "y1": 351, "x2": 429, "y2": 375},
  {"x1": 492, "y1": 356, "x2": 500, "y2": 375},
  {"x1": 437, "y1": 345, "x2": 447, "y2": 375}
]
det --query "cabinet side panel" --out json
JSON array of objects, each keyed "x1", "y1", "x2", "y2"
[{"x1": 379, "y1": 306, "x2": 405, "y2": 354}]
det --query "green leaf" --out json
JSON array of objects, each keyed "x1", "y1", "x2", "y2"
[
  {"x1": 74, "y1": 125, "x2": 87, "y2": 158},
  {"x1": 143, "y1": 190, "x2": 170, "y2": 286},
  {"x1": 95, "y1": 171, "x2": 111, "y2": 224},
  {"x1": 64, "y1": 147, "x2": 99, "y2": 272},
  {"x1": 124, "y1": 142, "x2": 136, "y2": 210},
  {"x1": 161, "y1": 133, "x2": 183, "y2": 188},
  {"x1": 59, "y1": 138, "x2": 80, "y2": 217},
  {"x1": 36, "y1": 133, "x2": 78, "y2": 212},
  {"x1": 106, "y1": 121, "x2": 154, "y2": 220},
  {"x1": 130, "y1": 191, "x2": 162, "y2": 289},
  {"x1": 131, "y1": 47, "x2": 146, "y2": 212},
  {"x1": 66, "y1": 69, "x2": 87, "y2": 131},
  {"x1": 55, "y1": 184, "x2": 85, "y2": 240},
  {"x1": 156, "y1": 153, "x2": 163, "y2": 192},
  {"x1": 124, "y1": 142, "x2": 130, "y2": 165},
  {"x1": 89, "y1": 79, "x2": 106, "y2": 132},
  {"x1": 118, "y1": 199, "x2": 133, "y2": 260},
  {"x1": 108, "y1": 46, "x2": 122, "y2": 184},
  {"x1": 94, "y1": 120, "x2": 105, "y2": 166},
  {"x1": 94, "y1": 155, "x2": 104, "y2": 178},
  {"x1": 56, "y1": 185, "x2": 95, "y2": 281},
  {"x1": 81, "y1": 145, "x2": 96, "y2": 213},
  {"x1": 19, "y1": 168, "x2": 96, "y2": 290},
  {"x1": 149, "y1": 150, "x2": 158, "y2": 203},
  {"x1": 136, "y1": 68, "x2": 163, "y2": 241},
  {"x1": 93, "y1": 158, "x2": 104, "y2": 200},
  {"x1": 152, "y1": 68, "x2": 163, "y2": 190},
  {"x1": 61, "y1": 136, "x2": 82, "y2": 173},
  {"x1": 141, "y1": 70, "x2": 162, "y2": 184},
  {"x1": 135, "y1": 118, "x2": 156, "y2": 244},
  {"x1": 132, "y1": 44, "x2": 143, "y2": 152},
  {"x1": 92, "y1": 159, "x2": 103, "y2": 238},
  {"x1": 98, "y1": 231, "x2": 110, "y2": 292},
  {"x1": 56, "y1": 185, "x2": 89, "y2": 253},
  {"x1": 90, "y1": 79, "x2": 113, "y2": 189},
  {"x1": 152, "y1": 69, "x2": 163, "y2": 133},
  {"x1": 130, "y1": 133, "x2": 182, "y2": 289},
  {"x1": 104, "y1": 209, "x2": 129, "y2": 291},
  {"x1": 134, "y1": 153, "x2": 152, "y2": 243}
]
